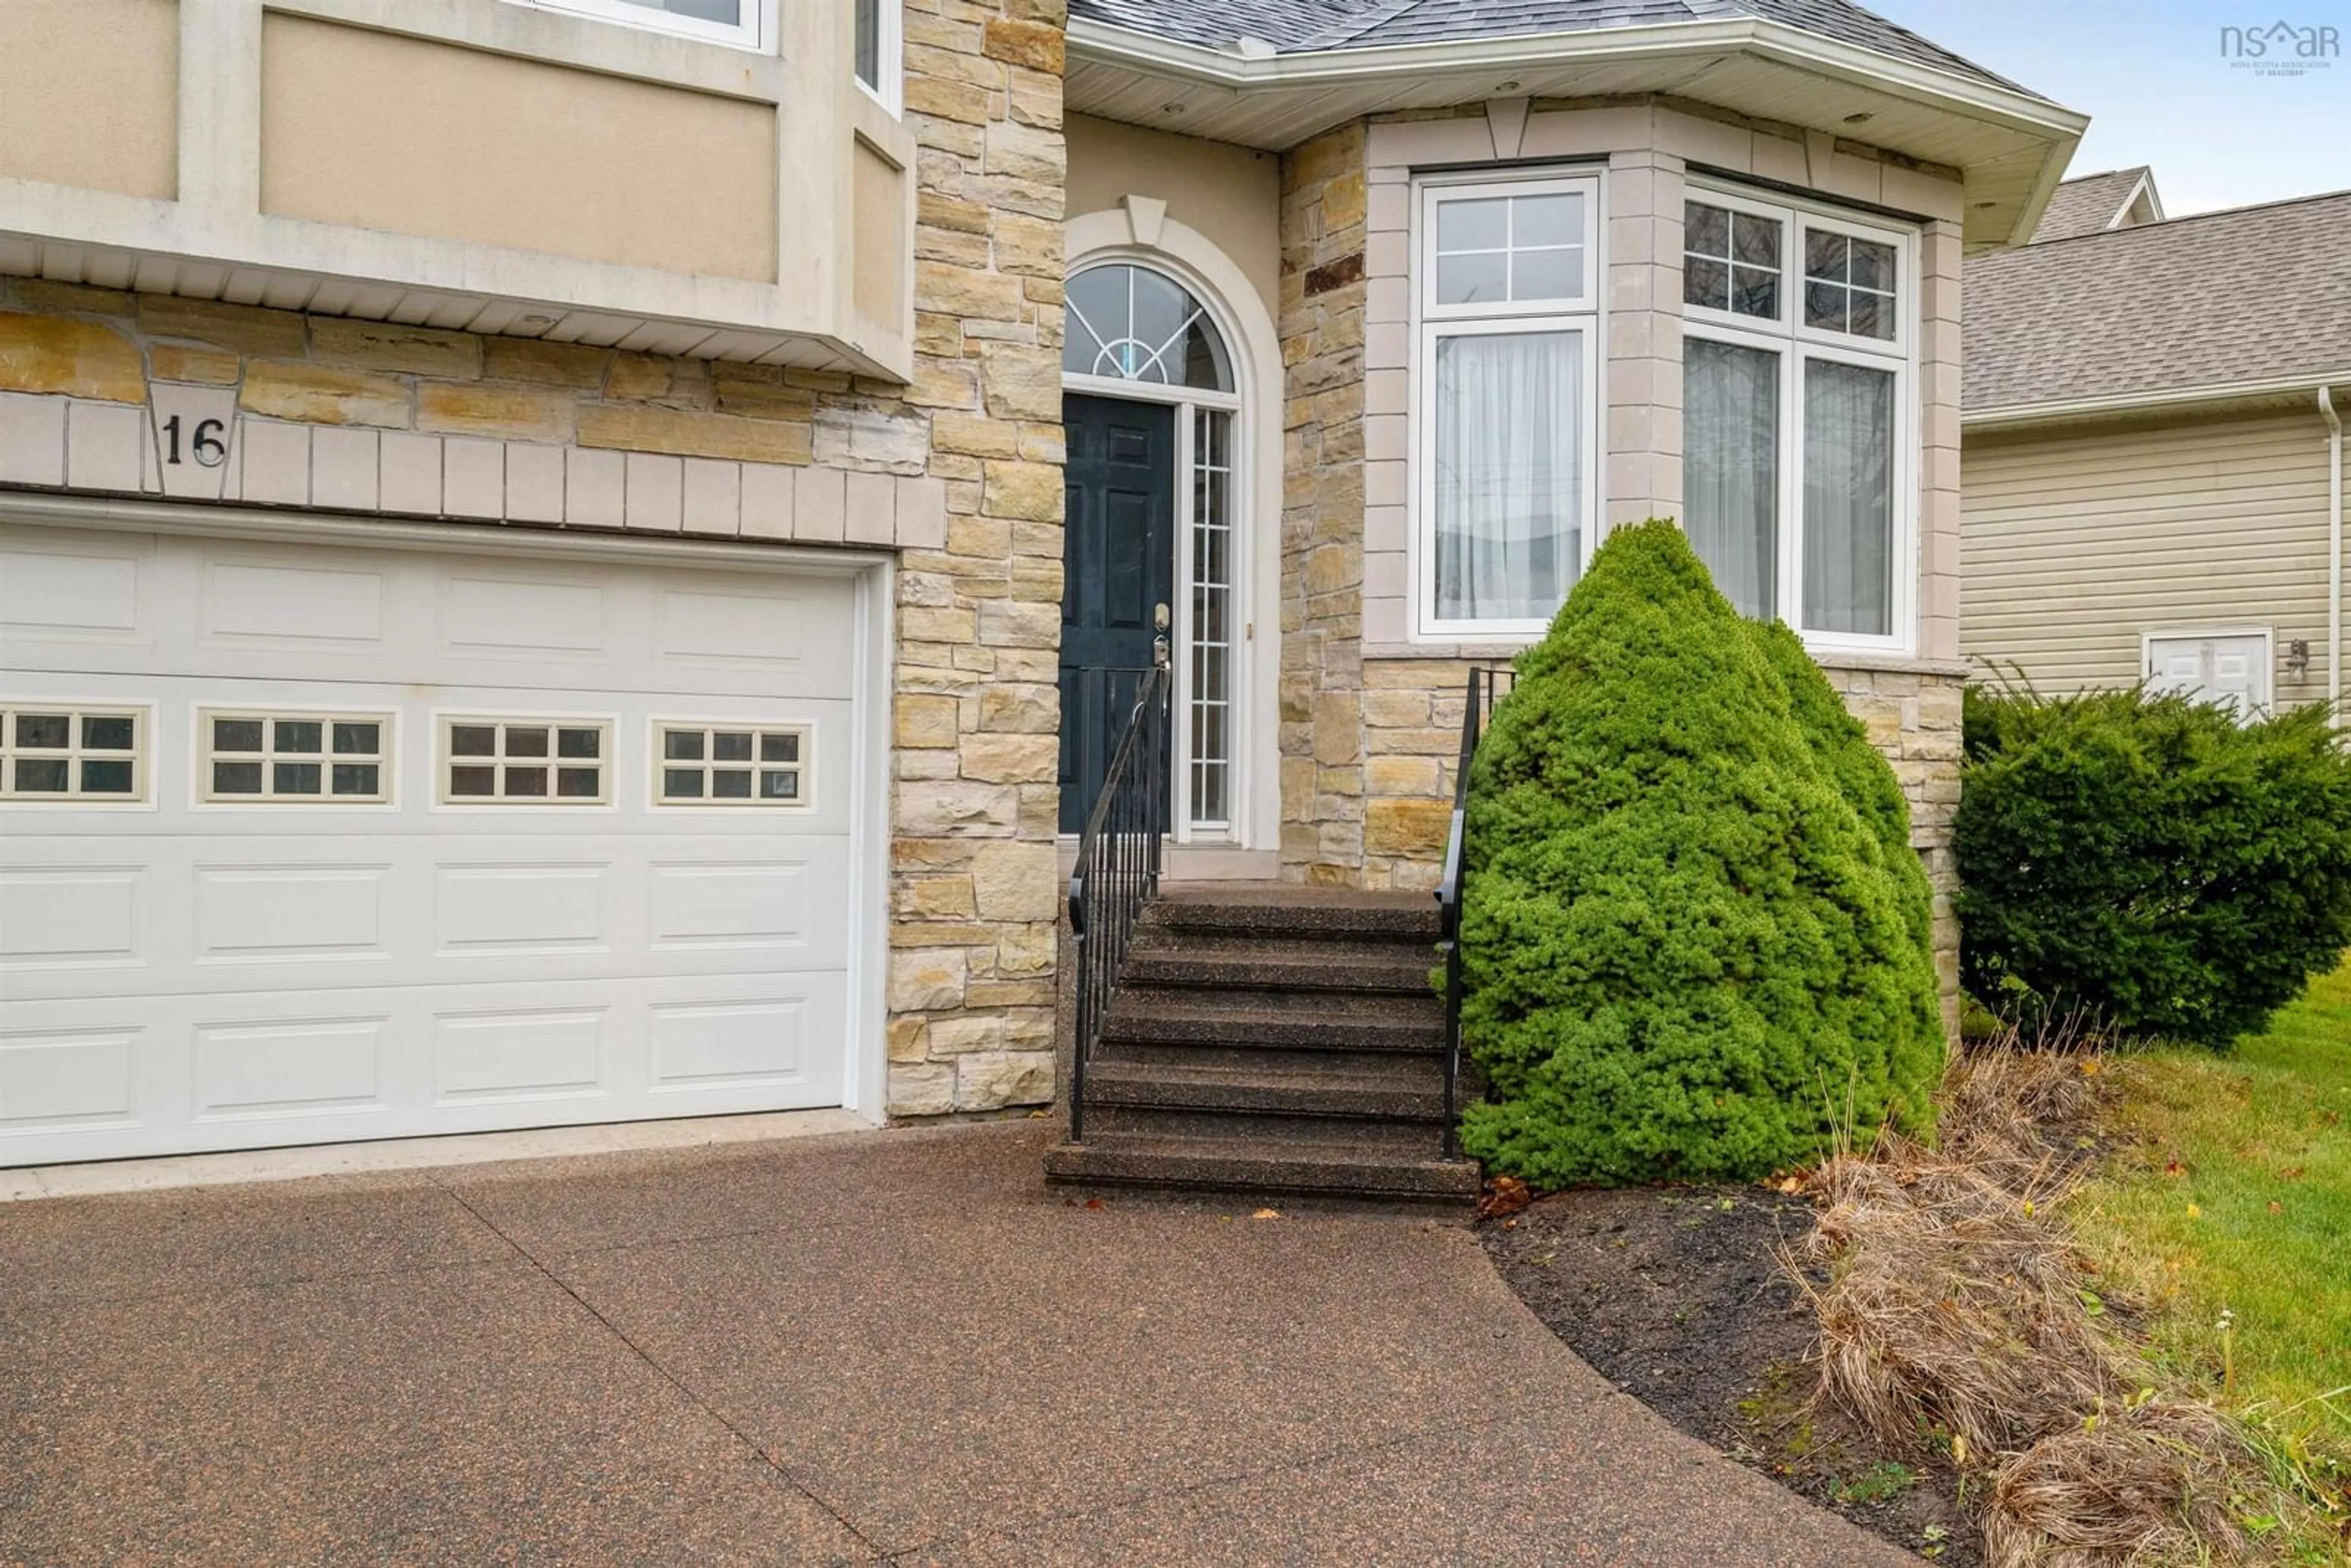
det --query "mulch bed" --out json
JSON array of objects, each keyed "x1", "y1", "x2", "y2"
[{"x1": 1481, "y1": 1183, "x2": 1978, "y2": 1564}]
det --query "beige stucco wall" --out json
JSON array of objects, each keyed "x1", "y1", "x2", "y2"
[
  {"x1": 853, "y1": 138, "x2": 907, "y2": 329},
  {"x1": 258, "y1": 15, "x2": 779, "y2": 282},
  {"x1": 0, "y1": 0, "x2": 178, "y2": 200},
  {"x1": 1962, "y1": 407, "x2": 2339, "y2": 707},
  {"x1": 1065, "y1": 114, "x2": 1281, "y2": 321}
]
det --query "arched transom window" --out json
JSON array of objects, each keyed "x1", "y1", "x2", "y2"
[{"x1": 1065, "y1": 264, "x2": 1234, "y2": 392}]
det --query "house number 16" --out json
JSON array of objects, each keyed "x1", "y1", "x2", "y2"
[{"x1": 162, "y1": 415, "x2": 228, "y2": 468}]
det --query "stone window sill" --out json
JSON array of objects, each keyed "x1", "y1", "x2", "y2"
[{"x1": 1365, "y1": 640, "x2": 1968, "y2": 681}]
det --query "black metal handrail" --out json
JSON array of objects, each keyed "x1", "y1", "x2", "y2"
[
  {"x1": 1065, "y1": 664, "x2": 1171, "y2": 1144},
  {"x1": 1434, "y1": 664, "x2": 1515, "y2": 1159}
]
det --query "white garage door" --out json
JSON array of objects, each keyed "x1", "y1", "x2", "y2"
[{"x1": 0, "y1": 520, "x2": 872, "y2": 1165}]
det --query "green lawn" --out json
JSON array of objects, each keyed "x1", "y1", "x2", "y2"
[{"x1": 2077, "y1": 959, "x2": 2351, "y2": 1503}]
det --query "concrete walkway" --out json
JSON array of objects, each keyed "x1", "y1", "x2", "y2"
[{"x1": 1, "y1": 1122, "x2": 1908, "y2": 1566}]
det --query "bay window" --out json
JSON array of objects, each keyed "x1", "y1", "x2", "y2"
[
  {"x1": 1415, "y1": 174, "x2": 1600, "y2": 639},
  {"x1": 1682, "y1": 187, "x2": 1914, "y2": 651}
]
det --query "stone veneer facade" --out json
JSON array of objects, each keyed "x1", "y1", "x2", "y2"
[
  {"x1": 1272, "y1": 99, "x2": 1970, "y2": 1029},
  {"x1": 0, "y1": 0, "x2": 1071, "y2": 1117}
]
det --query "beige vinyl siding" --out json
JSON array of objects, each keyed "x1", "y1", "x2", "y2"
[{"x1": 1962, "y1": 411, "x2": 2334, "y2": 707}]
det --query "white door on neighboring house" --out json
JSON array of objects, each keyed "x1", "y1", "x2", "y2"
[
  {"x1": 2144, "y1": 629, "x2": 2271, "y2": 716},
  {"x1": 1, "y1": 521, "x2": 874, "y2": 1166}
]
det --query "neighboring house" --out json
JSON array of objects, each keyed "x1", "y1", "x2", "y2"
[
  {"x1": 1962, "y1": 168, "x2": 2351, "y2": 715},
  {"x1": 0, "y1": 0, "x2": 2082, "y2": 1168}
]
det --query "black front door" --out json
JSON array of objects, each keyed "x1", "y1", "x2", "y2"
[{"x1": 1060, "y1": 393, "x2": 1176, "y2": 834}]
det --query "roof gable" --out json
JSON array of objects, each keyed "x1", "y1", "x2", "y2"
[{"x1": 2028, "y1": 167, "x2": 2163, "y2": 244}]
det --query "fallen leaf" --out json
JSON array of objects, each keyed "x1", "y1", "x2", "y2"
[
  {"x1": 1251, "y1": 1207, "x2": 1281, "y2": 1220},
  {"x1": 2164, "y1": 1160, "x2": 2186, "y2": 1177},
  {"x1": 1478, "y1": 1175, "x2": 1534, "y2": 1219},
  {"x1": 2269, "y1": 1201, "x2": 2284, "y2": 1214},
  {"x1": 1084, "y1": 1196, "x2": 1106, "y2": 1210},
  {"x1": 2186, "y1": 1203, "x2": 2203, "y2": 1219},
  {"x1": 1774, "y1": 1176, "x2": 1804, "y2": 1194}
]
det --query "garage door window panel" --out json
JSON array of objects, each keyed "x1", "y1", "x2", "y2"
[
  {"x1": 204, "y1": 711, "x2": 391, "y2": 802},
  {"x1": 441, "y1": 718, "x2": 612, "y2": 804},
  {"x1": 654, "y1": 722, "x2": 809, "y2": 806},
  {"x1": 1, "y1": 705, "x2": 148, "y2": 802}
]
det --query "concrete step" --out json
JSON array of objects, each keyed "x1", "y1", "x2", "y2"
[
  {"x1": 1119, "y1": 945, "x2": 1436, "y2": 995},
  {"x1": 1100, "y1": 999, "x2": 1442, "y2": 1054},
  {"x1": 1134, "y1": 927, "x2": 1439, "y2": 964},
  {"x1": 1082, "y1": 1059, "x2": 1446, "y2": 1122},
  {"x1": 1081, "y1": 1104, "x2": 1441, "y2": 1151},
  {"x1": 1145, "y1": 883, "x2": 1440, "y2": 941},
  {"x1": 1044, "y1": 1135, "x2": 1482, "y2": 1202}
]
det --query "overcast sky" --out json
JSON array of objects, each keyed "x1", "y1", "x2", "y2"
[{"x1": 1867, "y1": 0, "x2": 2349, "y2": 214}]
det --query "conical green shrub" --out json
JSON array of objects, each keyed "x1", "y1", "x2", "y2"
[{"x1": 1458, "y1": 520, "x2": 1942, "y2": 1184}]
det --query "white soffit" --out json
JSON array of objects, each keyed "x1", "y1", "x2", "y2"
[
  {"x1": 0, "y1": 235, "x2": 873, "y2": 373},
  {"x1": 1065, "y1": 16, "x2": 2087, "y2": 249}
]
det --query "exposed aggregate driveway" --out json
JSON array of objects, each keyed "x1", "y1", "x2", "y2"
[{"x1": 1, "y1": 1120, "x2": 1908, "y2": 1566}]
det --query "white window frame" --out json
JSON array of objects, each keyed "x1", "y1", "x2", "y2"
[
  {"x1": 1682, "y1": 180, "x2": 1918, "y2": 657},
  {"x1": 435, "y1": 714, "x2": 617, "y2": 808},
  {"x1": 854, "y1": 0, "x2": 902, "y2": 114},
  {"x1": 649, "y1": 719, "x2": 814, "y2": 808},
  {"x1": 0, "y1": 702, "x2": 151, "y2": 806},
  {"x1": 1411, "y1": 170, "x2": 1605, "y2": 642},
  {"x1": 198, "y1": 708, "x2": 396, "y2": 806},
  {"x1": 2142, "y1": 626, "x2": 2274, "y2": 717},
  {"x1": 496, "y1": 0, "x2": 776, "y2": 53}
]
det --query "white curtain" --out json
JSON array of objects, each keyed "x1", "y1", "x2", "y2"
[
  {"x1": 1433, "y1": 331, "x2": 1580, "y2": 623},
  {"x1": 1802, "y1": 358, "x2": 1895, "y2": 636},
  {"x1": 1685, "y1": 337, "x2": 1779, "y2": 620}
]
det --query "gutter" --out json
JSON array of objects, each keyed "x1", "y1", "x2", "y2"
[
  {"x1": 1962, "y1": 371, "x2": 2351, "y2": 431},
  {"x1": 1065, "y1": 18, "x2": 2087, "y2": 245},
  {"x1": 2323, "y1": 386, "x2": 2344, "y2": 721}
]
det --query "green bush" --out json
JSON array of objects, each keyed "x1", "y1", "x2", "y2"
[
  {"x1": 1457, "y1": 520, "x2": 1943, "y2": 1185},
  {"x1": 1955, "y1": 683, "x2": 2351, "y2": 1046}
]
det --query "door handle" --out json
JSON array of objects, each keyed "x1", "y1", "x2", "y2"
[{"x1": 1153, "y1": 601, "x2": 1171, "y2": 669}]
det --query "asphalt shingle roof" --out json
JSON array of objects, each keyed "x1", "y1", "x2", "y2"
[
  {"x1": 2027, "y1": 167, "x2": 2150, "y2": 243},
  {"x1": 1965, "y1": 187, "x2": 2351, "y2": 413},
  {"x1": 1068, "y1": 0, "x2": 2031, "y2": 92}
]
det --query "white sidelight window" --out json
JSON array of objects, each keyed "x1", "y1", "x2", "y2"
[
  {"x1": 500, "y1": 0, "x2": 773, "y2": 50},
  {"x1": 1682, "y1": 186, "x2": 1916, "y2": 651},
  {"x1": 1414, "y1": 173, "x2": 1602, "y2": 639}
]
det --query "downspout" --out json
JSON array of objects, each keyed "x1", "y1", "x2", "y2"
[{"x1": 2324, "y1": 386, "x2": 2344, "y2": 722}]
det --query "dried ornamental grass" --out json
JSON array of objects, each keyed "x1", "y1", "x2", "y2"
[
  {"x1": 1790, "y1": 1044, "x2": 2289, "y2": 1567},
  {"x1": 1797, "y1": 1133, "x2": 2129, "y2": 1460},
  {"x1": 1984, "y1": 1400, "x2": 2256, "y2": 1568}
]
